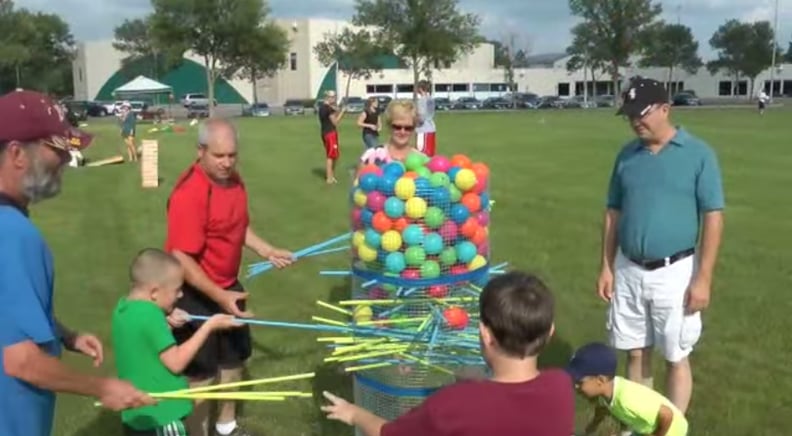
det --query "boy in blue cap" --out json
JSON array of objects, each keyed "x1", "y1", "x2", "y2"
[{"x1": 567, "y1": 342, "x2": 688, "y2": 436}]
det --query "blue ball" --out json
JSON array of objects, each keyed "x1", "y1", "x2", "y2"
[
  {"x1": 383, "y1": 161, "x2": 405, "y2": 178},
  {"x1": 455, "y1": 241, "x2": 477, "y2": 263},
  {"x1": 384, "y1": 196, "x2": 405, "y2": 218},
  {"x1": 479, "y1": 192, "x2": 490, "y2": 209},
  {"x1": 359, "y1": 173, "x2": 379, "y2": 192},
  {"x1": 385, "y1": 252, "x2": 406, "y2": 274},
  {"x1": 402, "y1": 224, "x2": 425, "y2": 246},
  {"x1": 430, "y1": 187, "x2": 451, "y2": 208},
  {"x1": 423, "y1": 232, "x2": 444, "y2": 255},
  {"x1": 450, "y1": 204, "x2": 470, "y2": 224},
  {"x1": 378, "y1": 175, "x2": 398, "y2": 196},
  {"x1": 447, "y1": 166, "x2": 462, "y2": 182},
  {"x1": 377, "y1": 250, "x2": 389, "y2": 264},
  {"x1": 361, "y1": 209, "x2": 374, "y2": 227},
  {"x1": 414, "y1": 177, "x2": 432, "y2": 196},
  {"x1": 364, "y1": 228, "x2": 382, "y2": 248}
]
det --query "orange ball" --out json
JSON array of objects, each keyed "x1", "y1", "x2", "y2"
[
  {"x1": 392, "y1": 217, "x2": 409, "y2": 232},
  {"x1": 461, "y1": 193, "x2": 481, "y2": 213},
  {"x1": 450, "y1": 154, "x2": 472, "y2": 169},
  {"x1": 460, "y1": 217, "x2": 479, "y2": 239},
  {"x1": 471, "y1": 162, "x2": 489, "y2": 181},
  {"x1": 372, "y1": 211, "x2": 392, "y2": 233},
  {"x1": 403, "y1": 171, "x2": 418, "y2": 179},
  {"x1": 360, "y1": 164, "x2": 382, "y2": 176},
  {"x1": 471, "y1": 226, "x2": 488, "y2": 245}
]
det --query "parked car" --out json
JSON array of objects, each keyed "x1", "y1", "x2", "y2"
[
  {"x1": 453, "y1": 97, "x2": 481, "y2": 110},
  {"x1": 187, "y1": 103, "x2": 210, "y2": 119},
  {"x1": 371, "y1": 95, "x2": 392, "y2": 113},
  {"x1": 672, "y1": 93, "x2": 701, "y2": 106},
  {"x1": 562, "y1": 95, "x2": 598, "y2": 109},
  {"x1": 284, "y1": 99, "x2": 305, "y2": 115},
  {"x1": 86, "y1": 101, "x2": 112, "y2": 116},
  {"x1": 510, "y1": 92, "x2": 540, "y2": 109},
  {"x1": 433, "y1": 97, "x2": 451, "y2": 111},
  {"x1": 64, "y1": 101, "x2": 88, "y2": 121},
  {"x1": 482, "y1": 96, "x2": 512, "y2": 110},
  {"x1": 342, "y1": 96, "x2": 366, "y2": 113},
  {"x1": 536, "y1": 96, "x2": 564, "y2": 109},
  {"x1": 594, "y1": 95, "x2": 617, "y2": 108},
  {"x1": 243, "y1": 102, "x2": 271, "y2": 117},
  {"x1": 181, "y1": 93, "x2": 217, "y2": 107}
]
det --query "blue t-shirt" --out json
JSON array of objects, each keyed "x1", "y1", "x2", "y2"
[{"x1": 0, "y1": 198, "x2": 60, "y2": 436}]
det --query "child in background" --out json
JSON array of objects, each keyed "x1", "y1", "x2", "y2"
[
  {"x1": 320, "y1": 271, "x2": 575, "y2": 436},
  {"x1": 112, "y1": 248, "x2": 240, "y2": 436},
  {"x1": 358, "y1": 99, "x2": 424, "y2": 170},
  {"x1": 567, "y1": 342, "x2": 688, "y2": 436}
]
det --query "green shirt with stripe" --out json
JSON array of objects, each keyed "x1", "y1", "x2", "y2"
[
  {"x1": 112, "y1": 299, "x2": 192, "y2": 431},
  {"x1": 605, "y1": 376, "x2": 688, "y2": 436}
]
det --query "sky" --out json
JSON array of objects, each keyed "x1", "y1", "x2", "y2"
[{"x1": 15, "y1": 0, "x2": 792, "y2": 61}]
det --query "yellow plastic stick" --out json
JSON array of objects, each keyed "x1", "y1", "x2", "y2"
[
  {"x1": 354, "y1": 317, "x2": 428, "y2": 326},
  {"x1": 338, "y1": 297, "x2": 477, "y2": 306},
  {"x1": 344, "y1": 362, "x2": 393, "y2": 372},
  {"x1": 311, "y1": 316, "x2": 347, "y2": 327},
  {"x1": 316, "y1": 300, "x2": 352, "y2": 316},
  {"x1": 325, "y1": 348, "x2": 407, "y2": 363},
  {"x1": 162, "y1": 372, "x2": 315, "y2": 395},
  {"x1": 398, "y1": 353, "x2": 455, "y2": 375}
]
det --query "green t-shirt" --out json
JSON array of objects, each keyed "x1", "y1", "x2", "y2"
[
  {"x1": 111, "y1": 299, "x2": 192, "y2": 430},
  {"x1": 606, "y1": 376, "x2": 688, "y2": 436},
  {"x1": 122, "y1": 112, "x2": 136, "y2": 135}
]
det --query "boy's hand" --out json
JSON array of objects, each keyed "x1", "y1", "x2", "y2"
[
  {"x1": 167, "y1": 308, "x2": 189, "y2": 329},
  {"x1": 206, "y1": 314, "x2": 243, "y2": 330},
  {"x1": 321, "y1": 391, "x2": 359, "y2": 425}
]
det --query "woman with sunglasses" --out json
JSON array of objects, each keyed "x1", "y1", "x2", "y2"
[
  {"x1": 357, "y1": 97, "x2": 381, "y2": 150},
  {"x1": 358, "y1": 99, "x2": 423, "y2": 169}
]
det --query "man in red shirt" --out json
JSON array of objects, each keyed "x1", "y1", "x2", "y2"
[
  {"x1": 321, "y1": 271, "x2": 575, "y2": 436},
  {"x1": 164, "y1": 118, "x2": 295, "y2": 436}
]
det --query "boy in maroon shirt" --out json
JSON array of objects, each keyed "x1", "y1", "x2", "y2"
[{"x1": 321, "y1": 271, "x2": 576, "y2": 436}]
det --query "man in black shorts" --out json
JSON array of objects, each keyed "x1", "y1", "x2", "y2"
[{"x1": 165, "y1": 118, "x2": 295, "y2": 436}]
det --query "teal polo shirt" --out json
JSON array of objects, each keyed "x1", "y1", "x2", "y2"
[{"x1": 606, "y1": 128, "x2": 724, "y2": 261}]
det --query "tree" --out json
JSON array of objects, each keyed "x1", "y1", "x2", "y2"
[
  {"x1": 639, "y1": 22, "x2": 702, "y2": 98},
  {"x1": 314, "y1": 27, "x2": 389, "y2": 99},
  {"x1": 224, "y1": 22, "x2": 289, "y2": 104},
  {"x1": 568, "y1": 0, "x2": 663, "y2": 95},
  {"x1": 352, "y1": 0, "x2": 481, "y2": 97},
  {"x1": 566, "y1": 21, "x2": 608, "y2": 98},
  {"x1": 708, "y1": 19, "x2": 780, "y2": 98},
  {"x1": 113, "y1": 17, "x2": 182, "y2": 80},
  {"x1": 149, "y1": 0, "x2": 271, "y2": 115}
]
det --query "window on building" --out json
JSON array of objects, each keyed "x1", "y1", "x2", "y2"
[
  {"x1": 367, "y1": 84, "x2": 393, "y2": 93},
  {"x1": 473, "y1": 83, "x2": 489, "y2": 92},
  {"x1": 434, "y1": 84, "x2": 450, "y2": 92},
  {"x1": 763, "y1": 80, "x2": 782, "y2": 95},
  {"x1": 736, "y1": 80, "x2": 747, "y2": 95},
  {"x1": 490, "y1": 83, "x2": 508, "y2": 92},
  {"x1": 718, "y1": 81, "x2": 732, "y2": 96},
  {"x1": 366, "y1": 85, "x2": 376, "y2": 93},
  {"x1": 557, "y1": 82, "x2": 570, "y2": 96},
  {"x1": 78, "y1": 68, "x2": 83, "y2": 82},
  {"x1": 396, "y1": 84, "x2": 414, "y2": 93},
  {"x1": 289, "y1": 52, "x2": 297, "y2": 71},
  {"x1": 783, "y1": 80, "x2": 792, "y2": 95},
  {"x1": 451, "y1": 83, "x2": 469, "y2": 92}
]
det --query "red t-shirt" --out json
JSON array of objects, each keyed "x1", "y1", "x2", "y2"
[
  {"x1": 381, "y1": 369, "x2": 575, "y2": 436},
  {"x1": 164, "y1": 162, "x2": 249, "y2": 288}
]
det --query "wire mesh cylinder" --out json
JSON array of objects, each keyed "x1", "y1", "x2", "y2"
[{"x1": 348, "y1": 153, "x2": 491, "y2": 422}]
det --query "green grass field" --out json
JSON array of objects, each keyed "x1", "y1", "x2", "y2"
[{"x1": 45, "y1": 107, "x2": 792, "y2": 435}]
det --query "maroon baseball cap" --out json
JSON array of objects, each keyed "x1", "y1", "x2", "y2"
[{"x1": 0, "y1": 90, "x2": 93, "y2": 150}]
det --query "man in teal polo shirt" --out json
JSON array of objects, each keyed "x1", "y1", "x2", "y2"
[{"x1": 596, "y1": 78, "x2": 724, "y2": 422}]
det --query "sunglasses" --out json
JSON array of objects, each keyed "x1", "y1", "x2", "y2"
[{"x1": 391, "y1": 124, "x2": 415, "y2": 132}]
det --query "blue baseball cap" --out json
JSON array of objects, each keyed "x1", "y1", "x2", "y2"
[{"x1": 566, "y1": 342, "x2": 618, "y2": 383}]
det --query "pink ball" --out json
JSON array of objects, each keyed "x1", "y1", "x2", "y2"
[
  {"x1": 439, "y1": 220, "x2": 459, "y2": 241},
  {"x1": 401, "y1": 268, "x2": 421, "y2": 280},
  {"x1": 351, "y1": 208, "x2": 362, "y2": 224},
  {"x1": 476, "y1": 211, "x2": 489, "y2": 226},
  {"x1": 366, "y1": 191, "x2": 386, "y2": 212},
  {"x1": 477, "y1": 242, "x2": 489, "y2": 256},
  {"x1": 472, "y1": 177, "x2": 487, "y2": 194},
  {"x1": 450, "y1": 265, "x2": 468, "y2": 275},
  {"x1": 427, "y1": 155, "x2": 452, "y2": 173},
  {"x1": 368, "y1": 287, "x2": 388, "y2": 299}
]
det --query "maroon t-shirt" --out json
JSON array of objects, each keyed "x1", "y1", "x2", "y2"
[{"x1": 381, "y1": 369, "x2": 575, "y2": 436}]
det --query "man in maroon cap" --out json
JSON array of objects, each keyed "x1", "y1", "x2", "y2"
[{"x1": 0, "y1": 90, "x2": 155, "y2": 436}]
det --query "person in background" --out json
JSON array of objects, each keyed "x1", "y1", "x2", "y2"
[
  {"x1": 757, "y1": 89, "x2": 769, "y2": 115},
  {"x1": 318, "y1": 91, "x2": 345, "y2": 184},
  {"x1": 415, "y1": 80, "x2": 436, "y2": 157},
  {"x1": 120, "y1": 102, "x2": 138, "y2": 163},
  {"x1": 357, "y1": 97, "x2": 381, "y2": 150}
]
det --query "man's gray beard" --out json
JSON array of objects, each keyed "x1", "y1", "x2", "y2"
[{"x1": 22, "y1": 154, "x2": 62, "y2": 204}]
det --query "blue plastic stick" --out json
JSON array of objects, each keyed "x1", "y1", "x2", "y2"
[{"x1": 320, "y1": 270, "x2": 351, "y2": 276}]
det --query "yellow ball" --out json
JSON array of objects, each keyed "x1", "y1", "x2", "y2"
[
  {"x1": 357, "y1": 243, "x2": 378, "y2": 262},
  {"x1": 405, "y1": 197, "x2": 427, "y2": 219},
  {"x1": 352, "y1": 230, "x2": 366, "y2": 248},
  {"x1": 394, "y1": 177, "x2": 416, "y2": 200},
  {"x1": 353, "y1": 189, "x2": 368, "y2": 208},
  {"x1": 468, "y1": 254, "x2": 487, "y2": 271},
  {"x1": 454, "y1": 168, "x2": 477, "y2": 191},
  {"x1": 353, "y1": 305, "x2": 373, "y2": 323},
  {"x1": 381, "y1": 230, "x2": 403, "y2": 252}
]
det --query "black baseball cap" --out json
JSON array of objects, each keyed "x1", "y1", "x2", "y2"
[
  {"x1": 617, "y1": 78, "x2": 669, "y2": 118},
  {"x1": 566, "y1": 342, "x2": 617, "y2": 383}
]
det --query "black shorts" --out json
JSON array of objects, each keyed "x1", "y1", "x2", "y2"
[
  {"x1": 123, "y1": 420, "x2": 188, "y2": 436},
  {"x1": 171, "y1": 281, "x2": 252, "y2": 379}
]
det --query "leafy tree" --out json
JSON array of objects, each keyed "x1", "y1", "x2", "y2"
[
  {"x1": 314, "y1": 27, "x2": 389, "y2": 99},
  {"x1": 149, "y1": 0, "x2": 271, "y2": 114},
  {"x1": 639, "y1": 22, "x2": 702, "y2": 98},
  {"x1": 708, "y1": 19, "x2": 780, "y2": 98},
  {"x1": 224, "y1": 22, "x2": 289, "y2": 104},
  {"x1": 568, "y1": 0, "x2": 662, "y2": 95},
  {"x1": 113, "y1": 17, "x2": 181, "y2": 80},
  {"x1": 566, "y1": 21, "x2": 608, "y2": 96},
  {"x1": 352, "y1": 0, "x2": 481, "y2": 96}
]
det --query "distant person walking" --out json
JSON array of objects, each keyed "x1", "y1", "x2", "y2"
[
  {"x1": 318, "y1": 91, "x2": 345, "y2": 184},
  {"x1": 415, "y1": 80, "x2": 436, "y2": 157},
  {"x1": 357, "y1": 97, "x2": 381, "y2": 150},
  {"x1": 757, "y1": 90, "x2": 769, "y2": 115}
]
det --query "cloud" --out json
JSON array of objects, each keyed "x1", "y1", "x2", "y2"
[{"x1": 13, "y1": 0, "x2": 791, "y2": 59}]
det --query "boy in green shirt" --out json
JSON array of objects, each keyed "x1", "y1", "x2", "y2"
[
  {"x1": 112, "y1": 248, "x2": 240, "y2": 435},
  {"x1": 567, "y1": 342, "x2": 688, "y2": 436}
]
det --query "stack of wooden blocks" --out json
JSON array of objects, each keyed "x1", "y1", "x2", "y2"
[{"x1": 140, "y1": 139, "x2": 159, "y2": 188}]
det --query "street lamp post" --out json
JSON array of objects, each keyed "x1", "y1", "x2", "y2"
[{"x1": 769, "y1": 0, "x2": 780, "y2": 101}]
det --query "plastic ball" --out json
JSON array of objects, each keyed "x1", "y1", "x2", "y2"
[
  {"x1": 364, "y1": 229, "x2": 382, "y2": 249},
  {"x1": 472, "y1": 177, "x2": 488, "y2": 194},
  {"x1": 471, "y1": 226, "x2": 488, "y2": 246},
  {"x1": 360, "y1": 164, "x2": 384, "y2": 176},
  {"x1": 455, "y1": 241, "x2": 477, "y2": 263},
  {"x1": 422, "y1": 232, "x2": 444, "y2": 255},
  {"x1": 353, "y1": 189, "x2": 368, "y2": 208},
  {"x1": 471, "y1": 162, "x2": 490, "y2": 181},
  {"x1": 372, "y1": 211, "x2": 392, "y2": 233},
  {"x1": 450, "y1": 204, "x2": 470, "y2": 224},
  {"x1": 353, "y1": 305, "x2": 373, "y2": 323},
  {"x1": 385, "y1": 252, "x2": 406, "y2": 273},
  {"x1": 352, "y1": 230, "x2": 365, "y2": 248},
  {"x1": 427, "y1": 155, "x2": 451, "y2": 173},
  {"x1": 454, "y1": 168, "x2": 477, "y2": 192},
  {"x1": 404, "y1": 246, "x2": 426, "y2": 266},
  {"x1": 420, "y1": 260, "x2": 441, "y2": 279},
  {"x1": 460, "y1": 217, "x2": 479, "y2": 239},
  {"x1": 430, "y1": 187, "x2": 451, "y2": 207},
  {"x1": 366, "y1": 191, "x2": 386, "y2": 212},
  {"x1": 351, "y1": 208, "x2": 362, "y2": 227},
  {"x1": 368, "y1": 287, "x2": 388, "y2": 299},
  {"x1": 394, "y1": 177, "x2": 416, "y2": 200},
  {"x1": 424, "y1": 207, "x2": 445, "y2": 229},
  {"x1": 450, "y1": 154, "x2": 473, "y2": 169},
  {"x1": 428, "y1": 285, "x2": 449, "y2": 298},
  {"x1": 403, "y1": 171, "x2": 418, "y2": 179},
  {"x1": 383, "y1": 161, "x2": 405, "y2": 178},
  {"x1": 381, "y1": 230, "x2": 403, "y2": 252},
  {"x1": 438, "y1": 220, "x2": 459, "y2": 241},
  {"x1": 476, "y1": 211, "x2": 490, "y2": 226},
  {"x1": 414, "y1": 177, "x2": 432, "y2": 195},
  {"x1": 357, "y1": 243, "x2": 378, "y2": 262},
  {"x1": 359, "y1": 173, "x2": 379, "y2": 192},
  {"x1": 402, "y1": 224, "x2": 425, "y2": 246},
  {"x1": 378, "y1": 175, "x2": 398, "y2": 196},
  {"x1": 450, "y1": 264, "x2": 469, "y2": 275},
  {"x1": 448, "y1": 185, "x2": 462, "y2": 203},
  {"x1": 384, "y1": 197, "x2": 405, "y2": 218},
  {"x1": 401, "y1": 268, "x2": 421, "y2": 280},
  {"x1": 360, "y1": 209, "x2": 374, "y2": 227},
  {"x1": 439, "y1": 247, "x2": 458, "y2": 266},
  {"x1": 468, "y1": 254, "x2": 487, "y2": 271},
  {"x1": 405, "y1": 197, "x2": 427, "y2": 219},
  {"x1": 447, "y1": 166, "x2": 462, "y2": 182},
  {"x1": 392, "y1": 217, "x2": 409, "y2": 232},
  {"x1": 443, "y1": 306, "x2": 469, "y2": 329},
  {"x1": 479, "y1": 192, "x2": 490, "y2": 209},
  {"x1": 461, "y1": 192, "x2": 482, "y2": 213},
  {"x1": 477, "y1": 241, "x2": 489, "y2": 256},
  {"x1": 429, "y1": 172, "x2": 450, "y2": 188},
  {"x1": 404, "y1": 152, "x2": 425, "y2": 171},
  {"x1": 415, "y1": 166, "x2": 432, "y2": 179}
]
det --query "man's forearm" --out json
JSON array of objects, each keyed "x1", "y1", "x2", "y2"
[
  {"x1": 696, "y1": 211, "x2": 723, "y2": 282},
  {"x1": 54, "y1": 318, "x2": 77, "y2": 351},
  {"x1": 601, "y1": 209, "x2": 620, "y2": 270},
  {"x1": 245, "y1": 227, "x2": 273, "y2": 257},
  {"x1": 172, "y1": 250, "x2": 225, "y2": 303},
  {"x1": 3, "y1": 342, "x2": 105, "y2": 398},
  {"x1": 353, "y1": 407, "x2": 387, "y2": 436}
]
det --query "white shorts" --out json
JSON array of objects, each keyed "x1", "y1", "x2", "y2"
[{"x1": 607, "y1": 250, "x2": 702, "y2": 363}]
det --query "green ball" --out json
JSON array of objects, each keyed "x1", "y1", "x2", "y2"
[
  {"x1": 420, "y1": 260, "x2": 441, "y2": 279},
  {"x1": 429, "y1": 172, "x2": 450, "y2": 188},
  {"x1": 415, "y1": 166, "x2": 432, "y2": 179},
  {"x1": 404, "y1": 246, "x2": 427, "y2": 266},
  {"x1": 448, "y1": 185, "x2": 462, "y2": 203},
  {"x1": 439, "y1": 247, "x2": 457, "y2": 266},
  {"x1": 382, "y1": 274, "x2": 399, "y2": 293},
  {"x1": 405, "y1": 152, "x2": 425, "y2": 171},
  {"x1": 424, "y1": 207, "x2": 445, "y2": 229}
]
